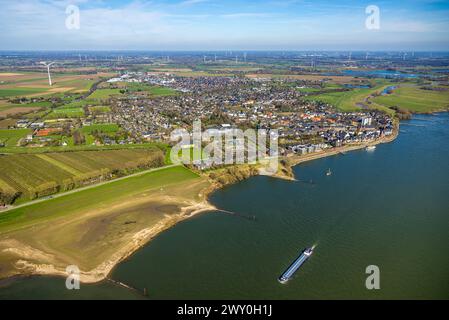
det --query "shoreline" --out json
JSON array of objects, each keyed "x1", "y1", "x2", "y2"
[
  {"x1": 2, "y1": 200, "x2": 217, "y2": 284},
  {"x1": 286, "y1": 119, "x2": 399, "y2": 168},
  {"x1": 0, "y1": 123, "x2": 400, "y2": 286}
]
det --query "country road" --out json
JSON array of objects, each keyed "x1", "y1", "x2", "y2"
[{"x1": 0, "y1": 164, "x2": 180, "y2": 213}]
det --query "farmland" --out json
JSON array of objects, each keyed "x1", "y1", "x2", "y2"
[
  {"x1": 303, "y1": 81, "x2": 391, "y2": 112},
  {"x1": 46, "y1": 107, "x2": 84, "y2": 119},
  {"x1": 126, "y1": 84, "x2": 179, "y2": 97},
  {"x1": 0, "y1": 88, "x2": 50, "y2": 98},
  {"x1": 0, "y1": 129, "x2": 31, "y2": 147},
  {"x1": 80, "y1": 124, "x2": 119, "y2": 134},
  {"x1": 88, "y1": 88, "x2": 123, "y2": 100},
  {"x1": 146, "y1": 86, "x2": 179, "y2": 97},
  {"x1": 246, "y1": 73, "x2": 357, "y2": 84},
  {"x1": 0, "y1": 100, "x2": 52, "y2": 118},
  {"x1": 101, "y1": 82, "x2": 179, "y2": 97},
  {"x1": 0, "y1": 148, "x2": 165, "y2": 204},
  {"x1": 88, "y1": 105, "x2": 111, "y2": 114},
  {"x1": 170, "y1": 70, "x2": 234, "y2": 77},
  {"x1": 372, "y1": 85, "x2": 449, "y2": 113},
  {"x1": 0, "y1": 71, "x2": 115, "y2": 98}
]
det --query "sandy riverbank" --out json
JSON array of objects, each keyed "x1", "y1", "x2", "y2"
[
  {"x1": 6, "y1": 201, "x2": 216, "y2": 284},
  {"x1": 0, "y1": 172, "x2": 218, "y2": 284}
]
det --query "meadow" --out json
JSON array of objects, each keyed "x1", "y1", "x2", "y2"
[
  {"x1": 0, "y1": 148, "x2": 165, "y2": 204},
  {"x1": 80, "y1": 123, "x2": 119, "y2": 134},
  {"x1": 304, "y1": 82, "x2": 391, "y2": 112},
  {"x1": 88, "y1": 88, "x2": 123, "y2": 100},
  {"x1": 372, "y1": 85, "x2": 449, "y2": 113},
  {"x1": 246, "y1": 73, "x2": 356, "y2": 84},
  {"x1": 0, "y1": 88, "x2": 49, "y2": 98},
  {"x1": 46, "y1": 107, "x2": 84, "y2": 119},
  {"x1": 88, "y1": 105, "x2": 111, "y2": 114},
  {"x1": 0, "y1": 129, "x2": 31, "y2": 147},
  {"x1": 144, "y1": 85, "x2": 179, "y2": 97},
  {"x1": 108, "y1": 82, "x2": 179, "y2": 97}
]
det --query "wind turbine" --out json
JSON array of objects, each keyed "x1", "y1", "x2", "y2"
[{"x1": 41, "y1": 62, "x2": 56, "y2": 86}]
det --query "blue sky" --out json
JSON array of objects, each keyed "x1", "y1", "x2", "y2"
[{"x1": 1, "y1": 0, "x2": 449, "y2": 50}]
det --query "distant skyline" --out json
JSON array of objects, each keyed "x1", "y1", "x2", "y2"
[{"x1": 1, "y1": 0, "x2": 449, "y2": 51}]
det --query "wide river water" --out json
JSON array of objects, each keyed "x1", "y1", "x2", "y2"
[{"x1": 1, "y1": 113, "x2": 448, "y2": 299}]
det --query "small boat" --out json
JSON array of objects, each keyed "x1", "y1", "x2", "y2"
[
  {"x1": 326, "y1": 168, "x2": 332, "y2": 176},
  {"x1": 366, "y1": 146, "x2": 376, "y2": 151}
]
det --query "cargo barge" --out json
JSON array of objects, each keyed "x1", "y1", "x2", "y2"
[{"x1": 278, "y1": 246, "x2": 314, "y2": 284}]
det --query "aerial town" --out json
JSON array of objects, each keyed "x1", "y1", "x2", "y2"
[
  {"x1": 1, "y1": 66, "x2": 397, "y2": 161},
  {"x1": 1, "y1": 0, "x2": 449, "y2": 303}
]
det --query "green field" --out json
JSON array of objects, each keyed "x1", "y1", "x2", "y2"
[
  {"x1": 372, "y1": 85, "x2": 449, "y2": 113},
  {"x1": 303, "y1": 82, "x2": 391, "y2": 112},
  {"x1": 0, "y1": 165, "x2": 197, "y2": 232},
  {"x1": 297, "y1": 87, "x2": 325, "y2": 93},
  {"x1": 144, "y1": 86, "x2": 178, "y2": 97},
  {"x1": 46, "y1": 107, "x2": 84, "y2": 119},
  {"x1": 124, "y1": 83, "x2": 179, "y2": 97},
  {"x1": 0, "y1": 88, "x2": 49, "y2": 98},
  {"x1": 88, "y1": 89, "x2": 123, "y2": 100},
  {"x1": 58, "y1": 78, "x2": 96, "y2": 91},
  {"x1": 61, "y1": 98, "x2": 97, "y2": 109},
  {"x1": 88, "y1": 105, "x2": 111, "y2": 113},
  {"x1": 0, "y1": 101, "x2": 52, "y2": 111},
  {"x1": 0, "y1": 72, "x2": 115, "y2": 100},
  {"x1": 0, "y1": 129, "x2": 31, "y2": 147},
  {"x1": 80, "y1": 124, "x2": 119, "y2": 134},
  {"x1": 0, "y1": 148, "x2": 165, "y2": 204}
]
